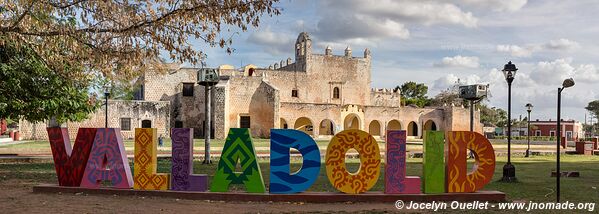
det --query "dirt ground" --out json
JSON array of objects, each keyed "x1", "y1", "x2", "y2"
[{"x1": 0, "y1": 180, "x2": 400, "y2": 214}]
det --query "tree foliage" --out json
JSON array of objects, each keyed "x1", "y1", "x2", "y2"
[
  {"x1": 479, "y1": 104, "x2": 507, "y2": 127},
  {"x1": 585, "y1": 100, "x2": 599, "y2": 118},
  {"x1": 395, "y1": 81, "x2": 430, "y2": 107},
  {"x1": 585, "y1": 102, "x2": 599, "y2": 136},
  {"x1": 429, "y1": 89, "x2": 464, "y2": 107},
  {"x1": 0, "y1": 0, "x2": 281, "y2": 81},
  {"x1": 0, "y1": 42, "x2": 98, "y2": 123}
]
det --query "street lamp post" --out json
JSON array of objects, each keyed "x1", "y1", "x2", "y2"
[
  {"x1": 198, "y1": 68, "x2": 219, "y2": 164},
  {"x1": 525, "y1": 103, "x2": 533, "y2": 157},
  {"x1": 556, "y1": 78, "x2": 575, "y2": 203},
  {"x1": 104, "y1": 86, "x2": 111, "y2": 128},
  {"x1": 501, "y1": 61, "x2": 517, "y2": 182}
]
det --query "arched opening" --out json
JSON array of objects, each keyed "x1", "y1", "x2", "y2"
[
  {"x1": 294, "y1": 117, "x2": 313, "y2": 136},
  {"x1": 407, "y1": 121, "x2": 418, "y2": 136},
  {"x1": 369, "y1": 120, "x2": 381, "y2": 136},
  {"x1": 319, "y1": 119, "x2": 335, "y2": 136},
  {"x1": 424, "y1": 120, "x2": 437, "y2": 131},
  {"x1": 387, "y1": 120, "x2": 401, "y2": 131},
  {"x1": 280, "y1": 118, "x2": 288, "y2": 129},
  {"x1": 333, "y1": 87, "x2": 340, "y2": 99},
  {"x1": 296, "y1": 43, "x2": 301, "y2": 56},
  {"x1": 141, "y1": 119, "x2": 152, "y2": 128},
  {"x1": 344, "y1": 114, "x2": 360, "y2": 130}
]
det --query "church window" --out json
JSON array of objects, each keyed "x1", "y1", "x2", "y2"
[
  {"x1": 182, "y1": 83, "x2": 194, "y2": 96},
  {"x1": 333, "y1": 87, "x2": 340, "y2": 99},
  {"x1": 292, "y1": 89, "x2": 298, "y2": 98},
  {"x1": 240, "y1": 116, "x2": 251, "y2": 128},
  {"x1": 120, "y1": 118, "x2": 131, "y2": 131}
]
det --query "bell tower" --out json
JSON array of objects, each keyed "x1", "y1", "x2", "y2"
[{"x1": 294, "y1": 32, "x2": 311, "y2": 71}]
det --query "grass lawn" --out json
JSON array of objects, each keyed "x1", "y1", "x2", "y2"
[
  {"x1": 0, "y1": 138, "x2": 557, "y2": 155},
  {"x1": 1, "y1": 154, "x2": 597, "y2": 203},
  {"x1": 0, "y1": 139, "x2": 397, "y2": 155}
]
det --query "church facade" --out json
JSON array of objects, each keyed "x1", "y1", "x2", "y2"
[{"x1": 19, "y1": 32, "x2": 480, "y2": 140}]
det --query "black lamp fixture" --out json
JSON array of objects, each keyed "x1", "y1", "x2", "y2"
[
  {"x1": 104, "y1": 84, "x2": 111, "y2": 128},
  {"x1": 525, "y1": 103, "x2": 533, "y2": 157},
  {"x1": 556, "y1": 78, "x2": 574, "y2": 202},
  {"x1": 500, "y1": 61, "x2": 517, "y2": 182}
]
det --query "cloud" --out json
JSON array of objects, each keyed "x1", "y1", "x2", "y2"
[
  {"x1": 246, "y1": 27, "x2": 294, "y2": 55},
  {"x1": 532, "y1": 58, "x2": 576, "y2": 85},
  {"x1": 575, "y1": 64, "x2": 599, "y2": 83},
  {"x1": 544, "y1": 38, "x2": 580, "y2": 50},
  {"x1": 497, "y1": 39, "x2": 580, "y2": 57},
  {"x1": 456, "y1": 0, "x2": 528, "y2": 12},
  {"x1": 432, "y1": 73, "x2": 482, "y2": 92},
  {"x1": 531, "y1": 58, "x2": 599, "y2": 85},
  {"x1": 434, "y1": 55, "x2": 480, "y2": 68},
  {"x1": 315, "y1": 13, "x2": 410, "y2": 42},
  {"x1": 314, "y1": 0, "x2": 478, "y2": 43},
  {"x1": 496, "y1": 44, "x2": 536, "y2": 57}
]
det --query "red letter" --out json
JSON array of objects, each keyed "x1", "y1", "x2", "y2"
[{"x1": 47, "y1": 128, "x2": 96, "y2": 186}]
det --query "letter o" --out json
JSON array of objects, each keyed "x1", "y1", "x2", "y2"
[{"x1": 325, "y1": 129, "x2": 381, "y2": 194}]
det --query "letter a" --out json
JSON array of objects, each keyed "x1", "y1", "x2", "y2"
[
  {"x1": 134, "y1": 128, "x2": 170, "y2": 190},
  {"x1": 81, "y1": 128, "x2": 133, "y2": 188},
  {"x1": 269, "y1": 129, "x2": 321, "y2": 194},
  {"x1": 210, "y1": 128, "x2": 265, "y2": 193},
  {"x1": 446, "y1": 131, "x2": 496, "y2": 192},
  {"x1": 47, "y1": 128, "x2": 96, "y2": 186}
]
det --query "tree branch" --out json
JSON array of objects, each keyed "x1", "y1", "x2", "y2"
[
  {"x1": 9, "y1": 0, "x2": 36, "y2": 29},
  {"x1": 1, "y1": 0, "x2": 266, "y2": 36},
  {"x1": 45, "y1": 0, "x2": 89, "y2": 9}
]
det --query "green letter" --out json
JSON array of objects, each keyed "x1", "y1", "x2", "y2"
[
  {"x1": 210, "y1": 128, "x2": 265, "y2": 193},
  {"x1": 423, "y1": 131, "x2": 445, "y2": 193}
]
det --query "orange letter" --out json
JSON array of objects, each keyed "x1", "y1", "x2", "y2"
[
  {"x1": 325, "y1": 130, "x2": 381, "y2": 194},
  {"x1": 446, "y1": 131, "x2": 495, "y2": 192}
]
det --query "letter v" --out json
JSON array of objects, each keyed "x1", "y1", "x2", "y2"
[{"x1": 47, "y1": 128, "x2": 96, "y2": 186}]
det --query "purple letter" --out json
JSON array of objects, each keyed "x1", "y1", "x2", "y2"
[
  {"x1": 385, "y1": 130, "x2": 421, "y2": 194},
  {"x1": 170, "y1": 128, "x2": 208, "y2": 191}
]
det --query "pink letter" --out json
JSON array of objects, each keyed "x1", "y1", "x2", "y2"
[{"x1": 80, "y1": 128, "x2": 133, "y2": 188}]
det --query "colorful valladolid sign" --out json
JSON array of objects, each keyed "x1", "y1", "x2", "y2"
[{"x1": 46, "y1": 127, "x2": 496, "y2": 194}]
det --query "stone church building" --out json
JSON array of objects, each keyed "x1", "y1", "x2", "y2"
[{"x1": 19, "y1": 32, "x2": 480, "y2": 140}]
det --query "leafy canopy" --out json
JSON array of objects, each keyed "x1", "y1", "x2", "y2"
[
  {"x1": 0, "y1": 0, "x2": 281, "y2": 81},
  {"x1": 585, "y1": 100, "x2": 599, "y2": 118},
  {"x1": 395, "y1": 81, "x2": 430, "y2": 107},
  {"x1": 0, "y1": 42, "x2": 98, "y2": 123}
]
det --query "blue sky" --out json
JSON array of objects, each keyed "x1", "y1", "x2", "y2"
[{"x1": 182, "y1": 0, "x2": 599, "y2": 124}]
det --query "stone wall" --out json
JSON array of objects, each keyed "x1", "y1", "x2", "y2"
[
  {"x1": 19, "y1": 100, "x2": 170, "y2": 140},
  {"x1": 226, "y1": 76, "x2": 278, "y2": 138},
  {"x1": 370, "y1": 88, "x2": 401, "y2": 107},
  {"x1": 254, "y1": 51, "x2": 371, "y2": 107},
  {"x1": 447, "y1": 105, "x2": 483, "y2": 133},
  {"x1": 143, "y1": 67, "x2": 196, "y2": 101}
]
